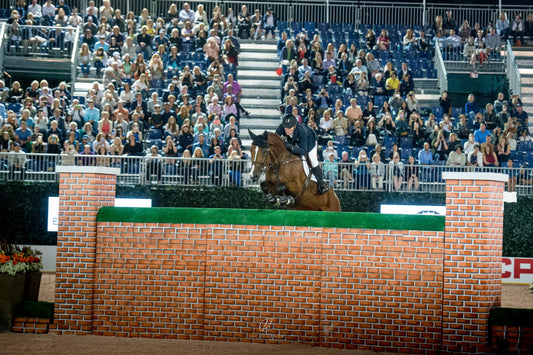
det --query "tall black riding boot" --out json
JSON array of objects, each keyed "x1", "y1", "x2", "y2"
[{"x1": 311, "y1": 166, "x2": 329, "y2": 195}]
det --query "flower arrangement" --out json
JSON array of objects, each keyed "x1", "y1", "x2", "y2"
[{"x1": 0, "y1": 241, "x2": 42, "y2": 276}]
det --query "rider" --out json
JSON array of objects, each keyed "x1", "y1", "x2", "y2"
[{"x1": 275, "y1": 114, "x2": 329, "y2": 194}]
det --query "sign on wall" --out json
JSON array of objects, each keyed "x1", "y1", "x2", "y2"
[{"x1": 503, "y1": 257, "x2": 533, "y2": 284}]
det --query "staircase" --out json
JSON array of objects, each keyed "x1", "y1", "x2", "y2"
[
  {"x1": 237, "y1": 40, "x2": 282, "y2": 149},
  {"x1": 514, "y1": 47, "x2": 533, "y2": 133},
  {"x1": 414, "y1": 78, "x2": 440, "y2": 109}
]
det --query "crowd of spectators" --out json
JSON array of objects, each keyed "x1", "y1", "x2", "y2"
[
  {"x1": 0, "y1": 1, "x2": 287, "y2": 184},
  {"x1": 1, "y1": 2, "x2": 533, "y2": 190},
  {"x1": 275, "y1": 10, "x2": 532, "y2": 190}
]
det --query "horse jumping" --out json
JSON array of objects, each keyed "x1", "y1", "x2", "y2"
[{"x1": 249, "y1": 130, "x2": 341, "y2": 212}]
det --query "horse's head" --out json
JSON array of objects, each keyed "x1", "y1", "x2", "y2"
[{"x1": 249, "y1": 130, "x2": 270, "y2": 182}]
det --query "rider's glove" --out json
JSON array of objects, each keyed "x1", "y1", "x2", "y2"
[{"x1": 284, "y1": 142, "x2": 294, "y2": 151}]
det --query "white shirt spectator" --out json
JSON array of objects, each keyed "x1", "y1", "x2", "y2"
[
  {"x1": 179, "y1": 6, "x2": 195, "y2": 23},
  {"x1": 42, "y1": 3, "x2": 56, "y2": 18},
  {"x1": 27, "y1": 2, "x2": 42, "y2": 18}
]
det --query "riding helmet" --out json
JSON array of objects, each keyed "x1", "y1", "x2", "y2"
[{"x1": 281, "y1": 114, "x2": 298, "y2": 128}]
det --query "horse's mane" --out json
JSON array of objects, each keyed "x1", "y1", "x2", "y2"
[
  {"x1": 250, "y1": 130, "x2": 290, "y2": 156},
  {"x1": 267, "y1": 132, "x2": 286, "y2": 149}
]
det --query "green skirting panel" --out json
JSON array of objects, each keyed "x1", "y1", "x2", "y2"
[{"x1": 97, "y1": 207, "x2": 445, "y2": 232}]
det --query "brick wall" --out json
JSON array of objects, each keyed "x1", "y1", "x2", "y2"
[
  {"x1": 54, "y1": 169, "x2": 507, "y2": 353},
  {"x1": 51, "y1": 166, "x2": 119, "y2": 334},
  {"x1": 441, "y1": 172, "x2": 506, "y2": 354},
  {"x1": 11, "y1": 317, "x2": 50, "y2": 333}
]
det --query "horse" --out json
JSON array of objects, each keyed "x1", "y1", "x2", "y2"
[{"x1": 249, "y1": 130, "x2": 341, "y2": 212}]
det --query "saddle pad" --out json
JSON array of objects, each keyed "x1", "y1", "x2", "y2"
[{"x1": 301, "y1": 157, "x2": 318, "y2": 183}]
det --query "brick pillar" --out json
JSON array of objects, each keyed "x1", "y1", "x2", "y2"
[
  {"x1": 51, "y1": 166, "x2": 119, "y2": 334},
  {"x1": 441, "y1": 172, "x2": 506, "y2": 354}
]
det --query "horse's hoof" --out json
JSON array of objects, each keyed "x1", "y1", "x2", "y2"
[
  {"x1": 266, "y1": 193, "x2": 276, "y2": 204},
  {"x1": 287, "y1": 196, "x2": 295, "y2": 206},
  {"x1": 275, "y1": 197, "x2": 281, "y2": 207}
]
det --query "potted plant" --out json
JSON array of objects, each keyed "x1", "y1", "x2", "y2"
[
  {"x1": 21, "y1": 246, "x2": 43, "y2": 302},
  {"x1": 0, "y1": 241, "x2": 42, "y2": 332}
]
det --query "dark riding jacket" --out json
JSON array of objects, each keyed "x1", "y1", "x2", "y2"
[{"x1": 275, "y1": 123, "x2": 317, "y2": 156}]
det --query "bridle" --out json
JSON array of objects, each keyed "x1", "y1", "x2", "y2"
[
  {"x1": 251, "y1": 146, "x2": 270, "y2": 176},
  {"x1": 252, "y1": 141, "x2": 304, "y2": 182}
]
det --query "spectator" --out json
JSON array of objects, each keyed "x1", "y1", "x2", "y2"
[
  {"x1": 193, "y1": 132, "x2": 209, "y2": 157},
  {"x1": 251, "y1": 9, "x2": 263, "y2": 40},
  {"x1": 333, "y1": 111, "x2": 348, "y2": 145},
  {"x1": 262, "y1": 8, "x2": 277, "y2": 40},
  {"x1": 145, "y1": 145, "x2": 162, "y2": 183},
  {"x1": 385, "y1": 71, "x2": 400, "y2": 97},
  {"x1": 512, "y1": 103, "x2": 529, "y2": 135},
  {"x1": 77, "y1": 144, "x2": 95, "y2": 166},
  {"x1": 370, "y1": 153, "x2": 385, "y2": 190},
  {"x1": 123, "y1": 131, "x2": 143, "y2": 156},
  {"x1": 237, "y1": 5, "x2": 251, "y2": 39},
  {"x1": 419, "y1": 142, "x2": 434, "y2": 165},
  {"x1": 482, "y1": 142, "x2": 498, "y2": 167},
  {"x1": 405, "y1": 155, "x2": 419, "y2": 191},
  {"x1": 431, "y1": 130, "x2": 448, "y2": 160},
  {"x1": 443, "y1": 11, "x2": 457, "y2": 34},
  {"x1": 389, "y1": 152, "x2": 404, "y2": 191},
  {"x1": 178, "y1": 2, "x2": 195, "y2": 26},
  {"x1": 8, "y1": 142, "x2": 27, "y2": 179},
  {"x1": 403, "y1": 29, "x2": 417, "y2": 51},
  {"x1": 467, "y1": 143, "x2": 483, "y2": 167},
  {"x1": 474, "y1": 122, "x2": 491, "y2": 144},
  {"x1": 209, "y1": 145, "x2": 225, "y2": 185},
  {"x1": 526, "y1": 14, "x2": 533, "y2": 40},
  {"x1": 497, "y1": 12, "x2": 510, "y2": 41},
  {"x1": 14, "y1": 120, "x2": 32, "y2": 150},
  {"x1": 354, "y1": 150, "x2": 371, "y2": 189},
  {"x1": 447, "y1": 145, "x2": 466, "y2": 166},
  {"x1": 322, "y1": 154, "x2": 338, "y2": 187},
  {"x1": 485, "y1": 27, "x2": 502, "y2": 50},
  {"x1": 510, "y1": 14, "x2": 524, "y2": 46}
]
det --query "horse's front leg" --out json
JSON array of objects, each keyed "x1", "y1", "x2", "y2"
[
  {"x1": 277, "y1": 194, "x2": 295, "y2": 206},
  {"x1": 261, "y1": 181, "x2": 277, "y2": 204}
]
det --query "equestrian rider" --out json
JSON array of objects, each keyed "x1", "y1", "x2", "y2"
[{"x1": 275, "y1": 114, "x2": 329, "y2": 194}]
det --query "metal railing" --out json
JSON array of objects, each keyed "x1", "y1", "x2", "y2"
[
  {"x1": 434, "y1": 42, "x2": 447, "y2": 93},
  {"x1": 70, "y1": 25, "x2": 81, "y2": 94},
  {"x1": 1, "y1": 152, "x2": 532, "y2": 195},
  {"x1": 0, "y1": 23, "x2": 7, "y2": 77},
  {"x1": 506, "y1": 40, "x2": 521, "y2": 98},
  {"x1": 3, "y1": 24, "x2": 76, "y2": 58},
  {"x1": 144, "y1": 1, "x2": 533, "y2": 30},
  {"x1": 440, "y1": 44, "x2": 506, "y2": 73},
  {"x1": 2, "y1": 1, "x2": 531, "y2": 29}
]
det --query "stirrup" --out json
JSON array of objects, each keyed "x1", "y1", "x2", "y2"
[{"x1": 318, "y1": 182, "x2": 329, "y2": 195}]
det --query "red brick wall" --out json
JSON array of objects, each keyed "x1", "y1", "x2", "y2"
[
  {"x1": 51, "y1": 167, "x2": 118, "y2": 334},
  {"x1": 490, "y1": 325, "x2": 533, "y2": 353},
  {"x1": 442, "y1": 175, "x2": 505, "y2": 353},
  {"x1": 12, "y1": 317, "x2": 50, "y2": 333},
  {"x1": 93, "y1": 223, "x2": 444, "y2": 352},
  {"x1": 53, "y1": 170, "x2": 507, "y2": 354}
]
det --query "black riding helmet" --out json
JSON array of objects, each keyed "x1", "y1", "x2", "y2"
[{"x1": 281, "y1": 114, "x2": 297, "y2": 128}]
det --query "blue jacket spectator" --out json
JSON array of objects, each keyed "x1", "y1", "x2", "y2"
[
  {"x1": 474, "y1": 123, "x2": 491, "y2": 144},
  {"x1": 418, "y1": 142, "x2": 434, "y2": 165},
  {"x1": 262, "y1": 8, "x2": 277, "y2": 40}
]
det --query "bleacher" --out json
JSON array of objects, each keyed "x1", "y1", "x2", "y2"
[{"x1": 0, "y1": 1, "x2": 532, "y2": 192}]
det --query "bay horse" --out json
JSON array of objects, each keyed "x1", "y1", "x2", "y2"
[{"x1": 249, "y1": 130, "x2": 341, "y2": 212}]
